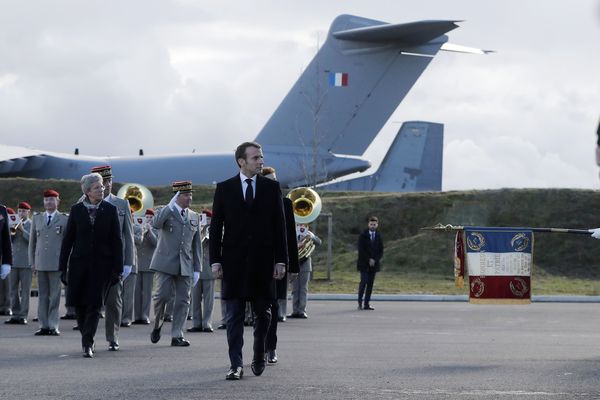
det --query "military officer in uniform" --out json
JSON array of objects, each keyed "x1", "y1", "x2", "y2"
[
  {"x1": 5, "y1": 202, "x2": 32, "y2": 324},
  {"x1": 0, "y1": 204, "x2": 13, "y2": 315},
  {"x1": 187, "y1": 210, "x2": 215, "y2": 333},
  {"x1": 133, "y1": 208, "x2": 157, "y2": 325},
  {"x1": 29, "y1": 190, "x2": 68, "y2": 336},
  {"x1": 121, "y1": 207, "x2": 138, "y2": 327},
  {"x1": 89, "y1": 166, "x2": 135, "y2": 351},
  {"x1": 150, "y1": 181, "x2": 202, "y2": 347}
]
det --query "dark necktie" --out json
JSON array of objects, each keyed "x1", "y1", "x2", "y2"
[
  {"x1": 47, "y1": 215, "x2": 52, "y2": 226},
  {"x1": 370, "y1": 232, "x2": 375, "y2": 242},
  {"x1": 245, "y1": 178, "x2": 254, "y2": 208}
]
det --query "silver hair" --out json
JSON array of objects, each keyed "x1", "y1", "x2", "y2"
[{"x1": 80, "y1": 172, "x2": 103, "y2": 194}]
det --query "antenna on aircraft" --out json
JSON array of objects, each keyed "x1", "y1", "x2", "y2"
[
  {"x1": 139, "y1": 149, "x2": 144, "y2": 156},
  {"x1": 74, "y1": 148, "x2": 79, "y2": 155}
]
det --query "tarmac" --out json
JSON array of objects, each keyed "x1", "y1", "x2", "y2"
[{"x1": 1, "y1": 298, "x2": 600, "y2": 399}]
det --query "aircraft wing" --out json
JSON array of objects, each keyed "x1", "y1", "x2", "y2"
[
  {"x1": 0, "y1": 145, "x2": 47, "y2": 175},
  {"x1": 333, "y1": 20, "x2": 460, "y2": 44}
]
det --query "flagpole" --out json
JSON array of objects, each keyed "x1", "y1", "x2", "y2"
[{"x1": 421, "y1": 223, "x2": 591, "y2": 235}]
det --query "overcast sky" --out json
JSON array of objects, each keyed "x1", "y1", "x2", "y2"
[{"x1": 1, "y1": 0, "x2": 599, "y2": 190}]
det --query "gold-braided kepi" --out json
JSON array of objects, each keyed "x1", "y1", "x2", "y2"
[
  {"x1": 91, "y1": 165, "x2": 113, "y2": 179},
  {"x1": 172, "y1": 180, "x2": 193, "y2": 194}
]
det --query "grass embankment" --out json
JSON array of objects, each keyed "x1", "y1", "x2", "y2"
[{"x1": 3, "y1": 178, "x2": 600, "y2": 295}]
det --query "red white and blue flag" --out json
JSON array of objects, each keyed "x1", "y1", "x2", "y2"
[
  {"x1": 463, "y1": 227, "x2": 533, "y2": 304},
  {"x1": 329, "y1": 72, "x2": 349, "y2": 87}
]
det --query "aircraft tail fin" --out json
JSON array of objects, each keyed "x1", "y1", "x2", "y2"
[
  {"x1": 320, "y1": 121, "x2": 444, "y2": 192},
  {"x1": 255, "y1": 15, "x2": 454, "y2": 157}
]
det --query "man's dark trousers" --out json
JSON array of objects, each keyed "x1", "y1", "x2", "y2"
[{"x1": 225, "y1": 298, "x2": 271, "y2": 368}]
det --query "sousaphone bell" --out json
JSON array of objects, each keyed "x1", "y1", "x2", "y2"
[
  {"x1": 117, "y1": 183, "x2": 154, "y2": 219},
  {"x1": 287, "y1": 187, "x2": 322, "y2": 261}
]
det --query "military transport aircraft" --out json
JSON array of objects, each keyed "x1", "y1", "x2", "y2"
[{"x1": 0, "y1": 14, "x2": 487, "y2": 190}]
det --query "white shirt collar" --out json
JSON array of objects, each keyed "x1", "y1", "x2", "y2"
[
  {"x1": 239, "y1": 172, "x2": 256, "y2": 184},
  {"x1": 45, "y1": 210, "x2": 57, "y2": 218},
  {"x1": 173, "y1": 202, "x2": 185, "y2": 216}
]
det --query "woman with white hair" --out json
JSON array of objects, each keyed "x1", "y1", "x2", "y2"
[{"x1": 59, "y1": 173, "x2": 123, "y2": 358}]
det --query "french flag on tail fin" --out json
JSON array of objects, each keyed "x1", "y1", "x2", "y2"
[{"x1": 328, "y1": 72, "x2": 348, "y2": 87}]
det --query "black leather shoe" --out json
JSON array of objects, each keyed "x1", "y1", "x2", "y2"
[
  {"x1": 217, "y1": 324, "x2": 226, "y2": 330},
  {"x1": 48, "y1": 329, "x2": 60, "y2": 336},
  {"x1": 357, "y1": 303, "x2": 363, "y2": 310},
  {"x1": 73, "y1": 325, "x2": 80, "y2": 330},
  {"x1": 83, "y1": 346, "x2": 94, "y2": 358},
  {"x1": 202, "y1": 327, "x2": 214, "y2": 333},
  {"x1": 132, "y1": 319, "x2": 150, "y2": 325},
  {"x1": 34, "y1": 328, "x2": 49, "y2": 336},
  {"x1": 364, "y1": 305, "x2": 375, "y2": 310},
  {"x1": 17, "y1": 318, "x2": 27, "y2": 324},
  {"x1": 4, "y1": 318, "x2": 19, "y2": 324},
  {"x1": 108, "y1": 341, "x2": 120, "y2": 351},
  {"x1": 120, "y1": 321, "x2": 131, "y2": 327},
  {"x1": 163, "y1": 316, "x2": 173, "y2": 322},
  {"x1": 151, "y1": 326, "x2": 161, "y2": 344},
  {"x1": 225, "y1": 366, "x2": 243, "y2": 380},
  {"x1": 187, "y1": 326, "x2": 203, "y2": 332},
  {"x1": 171, "y1": 337, "x2": 190, "y2": 347},
  {"x1": 60, "y1": 314, "x2": 76, "y2": 320},
  {"x1": 287, "y1": 313, "x2": 307, "y2": 319},
  {"x1": 277, "y1": 316, "x2": 286, "y2": 322},
  {"x1": 267, "y1": 350, "x2": 278, "y2": 364},
  {"x1": 251, "y1": 353, "x2": 266, "y2": 376},
  {"x1": 32, "y1": 317, "x2": 39, "y2": 322},
  {"x1": 186, "y1": 316, "x2": 192, "y2": 320}
]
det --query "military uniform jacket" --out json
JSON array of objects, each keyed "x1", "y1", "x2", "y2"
[
  {"x1": 135, "y1": 224, "x2": 158, "y2": 272},
  {"x1": 149, "y1": 206, "x2": 202, "y2": 277},
  {"x1": 29, "y1": 211, "x2": 69, "y2": 271},
  {"x1": 199, "y1": 239, "x2": 214, "y2": 280},
  {"x1": 105, "y1": 194, "x2": 136, "y2": 272},
  {"x1": 11, "y1": 219, "x2": 31, "y2": 268},
  {"x1": 0, "y1": 205, "x2": 12, "y2": 266}
]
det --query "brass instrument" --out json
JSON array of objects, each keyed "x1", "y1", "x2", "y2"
[
  {"x1": 116, "y1": 183, "x2": 154, "y2": 216},
  {"x1": 286, "y1": 187, "x2": 321, "y2": 224},
  {"x1": 287, "y1": 187, "x2": 322, "y2": 261},
  {"x1": 9, "y1": 220, "x2": 22, "y2": 236}
]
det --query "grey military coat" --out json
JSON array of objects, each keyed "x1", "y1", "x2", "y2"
[
  {"x1": 29, "y1": 212, "x2": 69, "y2": 271},
  {"x1": 11, "y1": 219, "x2": 31, "y2": 268},
  {"x1": 149, "y1": 206, "x2": 202, "y2": 277}
]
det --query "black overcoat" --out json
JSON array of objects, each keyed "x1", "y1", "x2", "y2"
[
  {"x1": 0, "y1": 205, "x2": 12, "y2": 266},
  {"x1": 209, "y1": 174, "x2": 287, "y2": 300},
  {"x1": 356, "y1": 229, "x2": 383, "y2": 272},
  {"x1": 59, "y1": 201, "x2": 123, "y2": 307}
]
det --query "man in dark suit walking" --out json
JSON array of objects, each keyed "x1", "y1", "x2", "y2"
[
  {"x1": 357, "y1": 216, "x2": 384, "y2": 310},
  {"x1": 210, "y1": 142, "x2": 288, "y2": 380}
]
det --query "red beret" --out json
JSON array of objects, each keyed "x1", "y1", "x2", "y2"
[
  {"x1": 43, "y1": 189, "x2": 59, "y2": 198},
  {"x1": 145, "y1": 209, "x2": 155, "y2": 216},
  {"x1": 6, "y1": 207, "x2": 15, "y2": 214},
  {"x1": 18, "y1": 202, "x2": 31, "y2": 210},
  {"x1": 202, "y1": 210, "x2": 213, "y2": 217}
]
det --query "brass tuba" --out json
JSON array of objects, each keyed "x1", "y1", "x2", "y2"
[
  {"x1": 117, "y1": 183, "x2": 154, "y2": 217},
  {"x1": 287, "y1": 187, "x2": 321, "y2": 261},
  {"x1": 287, "y1": 187, "x2": 321, "y2": 224}
]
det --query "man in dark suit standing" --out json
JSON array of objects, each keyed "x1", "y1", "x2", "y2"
[
  {"x1": 0, "y1": 204, "x2": 13, "y2": 295},
  {"x1": 210, "y1": 142, "x2": 287, "y2": 380},
  {"x1": 356, "y1": 216, "x2": 384, "y2": 310}
]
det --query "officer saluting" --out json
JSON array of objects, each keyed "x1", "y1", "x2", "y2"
[
  {"x1": 150, "y1": 181, "x2": 202, "y2": 347},
  {"x1": 28, "y1": 189, "x2": 68, "y2": 336}
]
